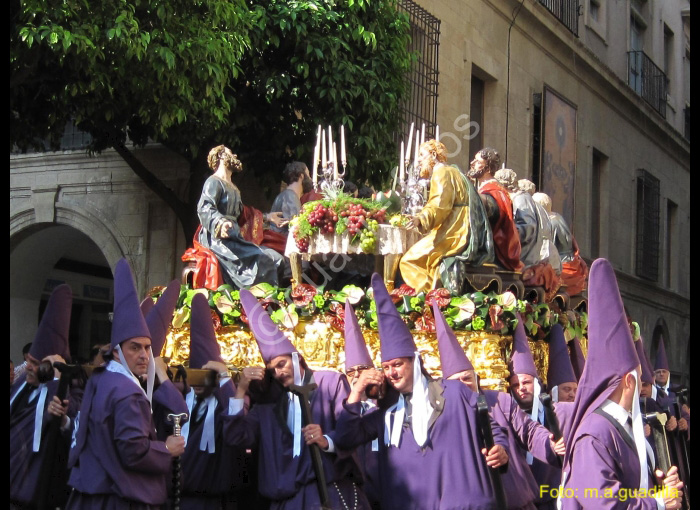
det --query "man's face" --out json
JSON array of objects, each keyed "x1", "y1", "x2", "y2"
[
  {"x1": 347, "y1": 366, "x2": 385, "y2": 399},
  {"x1": 654, "y1": 369, "x2": 670, "y2": 386},
  {"x1": 24, "y1": 353, "x2": 41, "y2": 387},
  {"x1": 510, "y1": 373, "x2": 535, "y2": 408},
  {"x1": 557, "y1": 382, "x2": 578, "y2": 402},
  {"x1": 222, "y1": 149, "x2": 241, "y2": 174},
  {"x1": 640, "y1": 381, "x2": 653, "y2": 398},
  {"x1": 194, "y1": 386, "x2": 215, "y2": 398},
  {"x1": 301, "y1": 169, "x2": 314, "y2": 194},
  {"x1": 448, "y1": 369, "x2": 478, "y2": 392},
  {"x1": 119, "y1": 337, "x2": 152, "y2": 378},
  {"x1": 467, "y1": 153, "x2": 490, "y2": 179},
  {"x1": 381, "y1": 357, "x2": 414, "y2": 394},
  {"x1": 418, "y1": 148, "x2": 434, "y2": 178},
  {"x1": 267, "y1": 355, "x2": 295, "y2": 388}
]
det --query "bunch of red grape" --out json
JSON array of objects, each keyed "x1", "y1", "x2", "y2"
[
  {"x1": 294, "y1": 234, "x2": 309, "y2": 253},
  {"x1": 340, "y1": 203, "x2": 369, "y2": 236},
  {"x1": 308, "y1": 204, "x2": 338, "y2": 234},
  {"x1": 369, "y1": 208, "x2": 386, "y2": 223}
]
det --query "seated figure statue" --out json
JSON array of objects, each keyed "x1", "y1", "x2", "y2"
[
  {"x1": 493, "y1": 170, "x2": 561, "y2": 299},
  {"x1": 196, "y1": 145, "x2": 286, "y2": 288},
  {"x1": 400, "y1": 140, "x2": 493, "y2": 293},
  {"x1": 532, "y1": 192, "x2": 588, "y2": 296},
  {"x1": 467, "y1": 148, "x2": 524, "y2": 273}
]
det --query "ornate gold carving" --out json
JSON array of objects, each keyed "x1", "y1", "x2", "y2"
[{"x1": 164, "y1": 319, "x2": 563, "y2": 392}]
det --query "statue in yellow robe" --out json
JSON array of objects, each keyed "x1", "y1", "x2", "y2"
[{"x1": 400, "y1": 141, "x2": 471, "y2": 292}]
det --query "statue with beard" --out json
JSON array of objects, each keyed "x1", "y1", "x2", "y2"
[
  {"x1": 196, "y1": 145, "x2": 287, "y2": 288},
  {"x1": 269, "y1": 161, "x2": 313, "y2": 235},
  {"x1": 468, "y1": 148, "x2": 524, "y2": 273}
]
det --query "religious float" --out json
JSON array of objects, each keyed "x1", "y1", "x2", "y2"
[
  {"x1": 171, "y1": 123, "x2": 589, "y2": 391},
  {"x1": 160, "y1": 280, "x2": 588, "y2": 392}
]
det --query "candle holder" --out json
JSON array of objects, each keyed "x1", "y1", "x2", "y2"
[
  {"x1": 317, "y1": 161, "x2": 346, "y2": 200},
  {"x1": 400, "y1": 161, "x2": 427, "y2": 216}
]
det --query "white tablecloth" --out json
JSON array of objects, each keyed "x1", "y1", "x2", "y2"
[{"x1": 285, "y1": 224, "x2": 421, "y2": 257}]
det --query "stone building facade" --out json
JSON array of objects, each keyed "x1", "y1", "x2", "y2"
[{"x1": 416, "y1": 0, "x2": 689, "y2": 384}]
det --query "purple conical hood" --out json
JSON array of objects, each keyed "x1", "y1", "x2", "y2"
[
  {"x1": 563, "y1": 259, "x2": 641, "y2": 470},
  {"x1": 636, "y1": 337, "x2": 654, "y2": 385},
  {"x1": 433, "y1": 301, "x2": 473, "y2": 378},
  {"x1": 29, "y1": 284, "x2": 72, "y2": 361},
  {"x1": 111, "y1": 259, "x2": 151, "y2": 350},
  {"x1": 568, "y1": 336, "x2": 586, "y2": 381},
  {"x1": 371, "y1": 274, "x2": 416, "y2": 362},
  {"x1": 239, "y1": 289, "x2": 297, "y2": 363},
  {"x1": 145, "y1": 280, "x2": 180, "y2": 357},
  {"x1": 509, "y1": 313, "x2": 538, "y2": 378},
  {"x1": 190, "y1": 293, "x2": 224, "y2": 368},
  {"x1": 344, "y1": 300, "x2": 373, "y2": 370},
  {"x1": 140, "y1": 296, "x2": 155, "y2": 317},
  {"x1": 547, "y1": 324, "x2": 577, "y2": 388},
  {"x1": 653, "y1": 337, "x2": 669, "y2": 371}
]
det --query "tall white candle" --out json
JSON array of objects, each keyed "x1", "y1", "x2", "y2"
[
  {"x1": 321, "y1": 130, "x2": 327, "y2": 170},
  {"x1": 312, "y1": 125, "x2": 321, "y2": 185},
  {"x1": 421, "y1": 123, "x2": 426, "y2": 145},
  {"x1": 340, "y1": 125, "x2": 346, "y2": 167},
  {"x1": 333, "y1": 142, "x2": 338, "y2": 180},
  {"x1": 327, "y1": 125, "x2": 333, "y2": 170},
  {"x1": 413, "y1": 129, "x2": 420, "y2": 176},
  {"x1": 400, "y1": 141, "x2": 405, "y2": 184},
  {"x1": 435, "y1": 124, "x2": 440, "y2": 142},
  {"x1": 405, "y1": 122, "x2": 415, "y2": 164}
]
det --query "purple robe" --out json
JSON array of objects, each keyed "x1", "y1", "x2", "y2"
[
  {"x1": 180, "y1": 380, "x2": 247, "y2": 510},
  {"x1": 223, "y1": 370, "x2": 368, "y2": 509},
  {"x1": 529, "y1": 403, "x2": 571, "y2": 509},
  {"x1": 563, "y1": 411, "x2": 658, "y2": 509},
  {"x1": 67, "y1": 368, "x2": 172, "y2": 507},
  {"x1": 10, "y1": 378, "x2": 78, "y2": 506},
  {"x1": 335, "y1": 379, "x2": 510, "y2": 510},
  {"x1": 151, "y1": 379, "x2": 189, "y2": 441},
  {"x1": 354, "y1": 402, "x2": 381, "y2": 508},
  {"x1": 483, "y1": 390, "x2": 558, "y2": 510}
]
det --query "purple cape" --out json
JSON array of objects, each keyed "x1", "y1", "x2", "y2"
[
  {"x1": 335, "y1": 378, "x2": 510, "y2": 510},
  {"x1": 223, "y1": 370, "x2": 368, "y2": 509},
  {"x1": 67, "y1": 367, "x2": 172, "y2": 506}
]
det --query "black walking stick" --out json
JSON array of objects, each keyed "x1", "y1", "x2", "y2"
[
  {"x1": 167, "y1": 412, "x2": 189, "y2": 510},
  {"x1": 289, "y1": 382, "x2": 332, "y2": 510},
  {"x1": 477, "y1": 394, "x2": 507, "y2": 510},
  {"x1": 539, "y1": 393, "x2": 563, "y2": 442}
]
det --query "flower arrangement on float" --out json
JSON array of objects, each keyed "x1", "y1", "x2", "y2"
[{"x1": 153, "y1": 282, "x2": 587, "y2": 341}]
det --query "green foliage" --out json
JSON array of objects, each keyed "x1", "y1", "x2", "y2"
[
  {"x1": 231, "y1": 0, "x2": 412, "y2": 188},
  {"x1": 12, "y1": 0, "x2": 411, "y2": 187},
  {"x1": 11, "y1": 0, "x2": 251, "y2": 154}
]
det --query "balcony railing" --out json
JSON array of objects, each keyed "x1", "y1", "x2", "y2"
[
  {"x1": 628, "y1": 50, "x2": 667, "y2": 117},
  {"x1": 538, "y1": 0, "x2": 580, "y2": 37}
]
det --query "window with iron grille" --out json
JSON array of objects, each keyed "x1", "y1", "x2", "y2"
[
  {"x1": 397, "y1": 0, "x2": 440, "y2": 140},
  {"x1": 635, "y1": 169, "x2": 660, "y2": 281}
]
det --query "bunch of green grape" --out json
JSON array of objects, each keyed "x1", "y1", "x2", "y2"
[{"x1": 360, "y1": 219, "x2": 379, "y2": 252}]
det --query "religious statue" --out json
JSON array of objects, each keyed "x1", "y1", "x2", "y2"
[
  {"x1": 196, "y1": 145, "x2": 286, "y2": 288},
  {"x1": 468, "y1": 148, "x2": 524, "y2": 272},
  {"x1": 494, "y1": 169, "x2": 561, "y2": 298},
  {"x1": 532, "y1": 192, "x2": 588, "y2": 296},
  {"x1": 399, "y1": 140, "x2": 492, "y2": 293}
]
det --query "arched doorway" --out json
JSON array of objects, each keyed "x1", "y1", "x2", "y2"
[{"x1": 10, "y1": 224, "x2": 114, "y2": 364}]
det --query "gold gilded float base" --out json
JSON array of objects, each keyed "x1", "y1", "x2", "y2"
[{"x1": 164, "y1": 319, "x2": 561, "y2": 392}]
